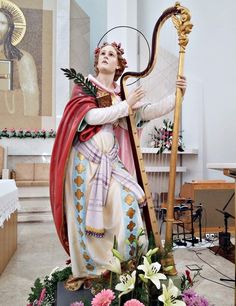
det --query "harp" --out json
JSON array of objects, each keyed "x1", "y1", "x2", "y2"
[{"x1": 120, "y1": 2, "x2": 193, "y2": 273}]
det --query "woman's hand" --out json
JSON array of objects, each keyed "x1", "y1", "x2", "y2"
[
  {"x1": 176, "y1": 75, "x2": 187, "y2": 96},
  {"x1": 127, "y1": 86, "x2": 145, "y2": 108}
]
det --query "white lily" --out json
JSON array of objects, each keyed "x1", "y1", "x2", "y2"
[
  {"x1": 137, "y1": 256, "x2": 166, "y2": 289},
  {"x1": 107, "y1": 256, "x2": 122, "y2": 274},
  {"x1": 115, "y1": 270, "x2": 136, "y2": 298},
  {"x1": 158, "y1": 279, "x2": 186, "y2": 306}
]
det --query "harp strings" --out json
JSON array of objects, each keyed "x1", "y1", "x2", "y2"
[{"x1": 138, "y1": 23, "x2": 179, "y2": 217}]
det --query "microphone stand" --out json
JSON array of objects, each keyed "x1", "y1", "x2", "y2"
[
  {"x1": 222, "y1": 192, "x2": 235, "y2": 211},
  {"x1": 193, "y1": 204, "x2": 203, "y2": 243},
  {"x1": 184, "y1": 199, "x2": 199, "y2": 246}
]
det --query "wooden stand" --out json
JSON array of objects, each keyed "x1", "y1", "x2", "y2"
[
  {"x1": 0, "y1": 211, "x2": 17, "y2": 274},
  {"x1": 0, "y1": 180, "x2": 18, "y2": 274}
]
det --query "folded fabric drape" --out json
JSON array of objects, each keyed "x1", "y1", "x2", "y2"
[{"x1": 76, "y1": 138, "x2": 146, "y2": 237}]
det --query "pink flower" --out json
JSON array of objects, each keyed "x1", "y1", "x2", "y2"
[
  {"x1": 94, "y1": 47, "x2": 100, "y2": 54},
  {"x1": 37, "y1": 288, "x2": 46, "y2": 305},
  {"x1": 182, "y1": 288, "x2": 209, "y2": 306},
  {"x1": 91, "y1": 289, "x2": 115, "y2": 306},
  {"x1": 124, "y1": 300, "x2": 145, "y2": 306},
  {"x1": 70, "y1": 302, "x2": 84, "y2": 306}
]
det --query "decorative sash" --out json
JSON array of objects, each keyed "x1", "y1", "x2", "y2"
[{"x1": 76, "y1": 137, "x2": 146, "y2": 237}]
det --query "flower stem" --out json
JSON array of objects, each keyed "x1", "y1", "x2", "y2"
[
  {"x1": 145, "y1": 282, "x2": 150, "y2": 305},
  {"x1": 109, "y1": 271, "x2": 113, "y2": 289}
]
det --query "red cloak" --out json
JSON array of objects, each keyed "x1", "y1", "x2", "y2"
[{"x1": 50, "y1": 85, "x2": 101, "y2": 255}]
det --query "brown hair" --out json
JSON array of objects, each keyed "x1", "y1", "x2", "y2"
[{"x1": 94, "y1": 42, "x2": 128, "y2": 81}]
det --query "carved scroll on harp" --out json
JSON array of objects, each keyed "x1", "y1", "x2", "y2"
[{"x1": 120, "y1": 2, "x2": 193, "y2": 253}]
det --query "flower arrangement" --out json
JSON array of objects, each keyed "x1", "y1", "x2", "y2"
[
  {"x1": 149, "y1": 119, "x2": 184, "y2": 154},
  {"x1": 0, "y1": 128, "x2": 56, "y2": 139},
  {"x1": 27, "y1": 230, "x2": 210, "y2": 306}
]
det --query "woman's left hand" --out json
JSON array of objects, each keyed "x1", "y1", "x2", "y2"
[{"x1": 176, "y1": 75, "x2": 187, "y2": 96}]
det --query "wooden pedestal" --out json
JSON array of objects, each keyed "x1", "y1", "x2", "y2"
[{"x1": 0, "y1": 211, "x2": 17, "y2": 274}]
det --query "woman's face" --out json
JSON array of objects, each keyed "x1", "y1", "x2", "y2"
[
  {"x1": 97, "y1": 45, "x2": 120, "y2": 75},
  {"x1": 0, "y1": 12, "x2": 8, "y2": 43}
]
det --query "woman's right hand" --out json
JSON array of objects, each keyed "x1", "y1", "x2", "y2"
[{"x1": 127, "y1": 86, "x2": 145, "y2": 108}]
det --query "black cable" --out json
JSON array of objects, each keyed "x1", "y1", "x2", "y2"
[
  {"x1": 198, "y1": 273, "x2": 234, "y2": 289},
  {"x1": 185, "y1": 249, "x2": 235, "y2": 289},
  {"x1": 194, "y1": 250, "x2": 234, "y2": 281},
  {"x1": 207, "y1": 237, "x2": 216, "y2": 248}
]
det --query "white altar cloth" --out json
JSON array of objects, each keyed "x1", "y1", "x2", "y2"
[
  {"x1": 207, "y1": 163, "x2": 236, "y2": 172},
  {"x1": 0, "y1": 180, "x2": 19, "y2": 227}
]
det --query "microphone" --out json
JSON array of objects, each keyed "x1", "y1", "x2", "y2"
[{"x1": 192, "y1": 204, "x2": 203, "y2": 222}]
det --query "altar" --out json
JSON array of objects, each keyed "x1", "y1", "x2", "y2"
[{"x1": 0, "y1": 180, "x2": 19, "y2": 274}]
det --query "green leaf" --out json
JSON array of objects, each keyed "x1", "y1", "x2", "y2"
[
  {"x1": 61, "y1": 68, "x2": 97, "y2": 97},
  {"x1": 27, "y1": 278, "x2": 43, "y2": 303},
  {"x1": 112, "y1": 249, "x2": 124, "y2": 261},
  {"x1": 139, "y1": 274, "x2": 148, "y2": 283}
]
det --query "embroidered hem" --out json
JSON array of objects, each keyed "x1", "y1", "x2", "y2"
[{"x1": 85, "y1": 226, "x2": 105, "y2": 238}]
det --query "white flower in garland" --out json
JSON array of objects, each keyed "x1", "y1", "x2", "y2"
[
  {"x1": 137, "y1": 256, "x2": 166, "y2": 289},
  {"x1": 48, "y1": 266, "x2": 60, "y2": 279},
  {"x1": 158, "y1": 279, "x2": 186, "y2": 306},
  {"x1": 115, "y1": 270, "x2": 136, "y2": 298}
]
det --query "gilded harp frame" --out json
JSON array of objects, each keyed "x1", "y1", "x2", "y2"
[{"x1": 120, "y1": 2, "x2": 193, "y2": 269}]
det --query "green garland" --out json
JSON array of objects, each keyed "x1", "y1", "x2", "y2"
[
  {"x1": 0, "y1": 128, "x2": 56, "y2": 139},
  {"x1": 27, "y1": 266, "x2": 72, "y2": 305}
]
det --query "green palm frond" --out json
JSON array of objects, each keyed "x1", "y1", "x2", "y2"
[{"x1": 61, "y1": 68, "x2": 97, "y2": 97}]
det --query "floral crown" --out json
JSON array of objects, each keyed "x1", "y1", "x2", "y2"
[{"x1": 94, "y1": 41, "x2": 128, "y2": 67}]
